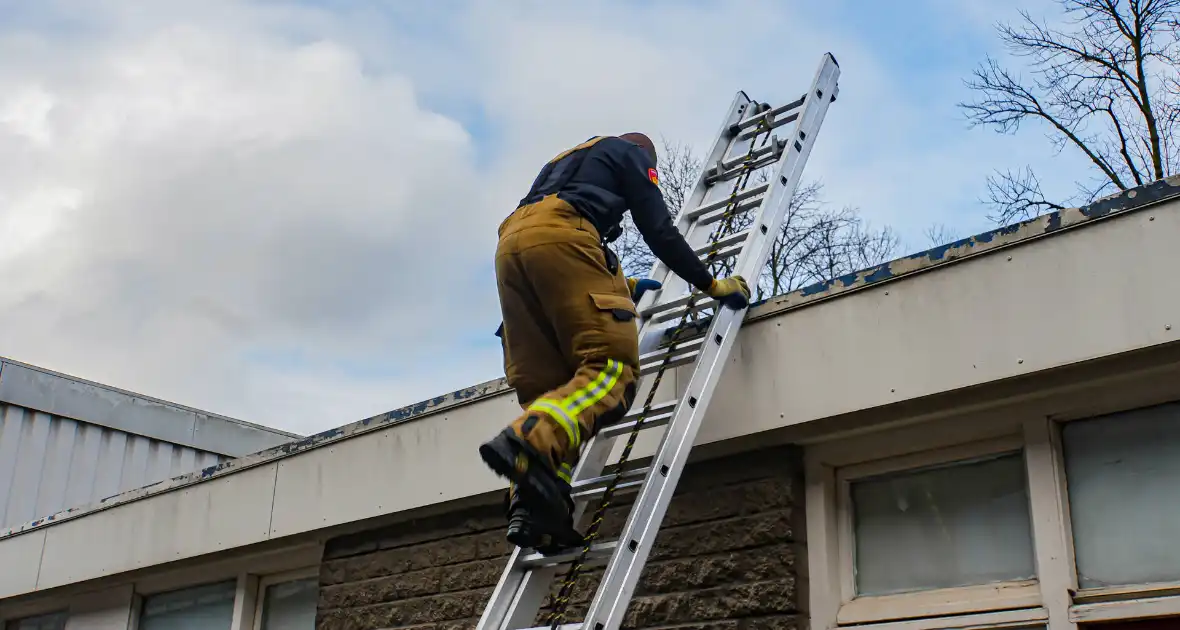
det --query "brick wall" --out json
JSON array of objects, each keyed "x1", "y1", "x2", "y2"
[{"x1": 317, "y1": 445, "x2": 805, "y2": 630}]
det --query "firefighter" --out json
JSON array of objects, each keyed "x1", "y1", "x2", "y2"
[{"x1": 480, "y1": 133, "x2": 751, "y2": 553}]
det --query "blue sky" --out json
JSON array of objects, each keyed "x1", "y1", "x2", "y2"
[{"x1": 0, "y1": 0, "x2": 1097, "y2": 434}]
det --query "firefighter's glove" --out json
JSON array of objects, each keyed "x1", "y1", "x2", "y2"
[
  {"x1": 627, "y1": 277, "x2": 662, "y2": 303},
  {"x1": 706, "y1": 275, "x2": 751, "y2": 310}
]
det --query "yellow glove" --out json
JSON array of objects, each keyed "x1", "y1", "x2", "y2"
[{"x1": 706, "y1": 275, "x2": 751, "y2": 310}]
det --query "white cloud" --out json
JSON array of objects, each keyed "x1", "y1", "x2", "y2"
[{"x1": 0, "y1": 1, "x2": 498, "y2": 434}]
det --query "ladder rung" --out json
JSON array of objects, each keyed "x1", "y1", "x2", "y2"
[
  {"x1": 694, "y1": 195, "x2": 764, "y2": 228},
  {"x1": 730, "y1": 95, "x2": 805, "y2": 134},
  {"x1": 640, "y1": 347, "x2": 699, "y2": 375},
  {"x1": 648, "y1": 297, "x2": 719, "y2": 326},
  {"x1": 570, "y1": 466, "x2": 650, "y2": 501},
  {"x1": 712, "y1": 138, "x2": 783, "y2": 175},
  {"x1": 597, "y1": 400, "x2": 678, "y2": 439},
  {"x1": 693, "y1": 230, "x2": 749, "y2": 258},
  {"x1": 738, "y1": 110, "x2": 800, "y2": 140},
  {"x1": 706, "y1": 149, "x2": 784, "y2": 184},
  {"x1": 518, "y1": 541, "x2": 618, "y2": 569},
  {"x1": 638, "y1": 335, "x2": 704, "y2": 366},
  {"x1": 683, "y1": 182, "x2": 770, "y2": 222},
  {"x1": 519, "y1": 625, "x2": 583, "y2": 630},
  {"x1": 695, "y1": 232, "x2": 749, "y2": 265}
]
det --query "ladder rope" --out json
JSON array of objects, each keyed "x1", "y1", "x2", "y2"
[{"x1": 543, "y1": 114, "x2": 776, "y2": 629}]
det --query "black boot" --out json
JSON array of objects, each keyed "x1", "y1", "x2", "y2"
[
  {"x1": 503, "y1": 484, "x2": 583, "y2": 555},
  {"x1": 481, "y1": 428, "x2": 583, "y2": 554}
]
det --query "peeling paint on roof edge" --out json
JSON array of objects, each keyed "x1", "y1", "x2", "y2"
[{"x1": 3, "y1": 175, "x2": 1178, "y2": 541}]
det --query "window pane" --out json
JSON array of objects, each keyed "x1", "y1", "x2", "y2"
[
  {"x1": 6, "y1": 611, "x2": 67, "y2": 630},
  {"x1": 260, "y1": 578, "x2": 318, "y2": 630},
  {"x1": 850, "y1": 451, "x2": 1036, "y2": 596},
  {"x1": 140, "y1": 581, "x2": 236, "y2": 630},
  {"x1": 1063, "y1": 402, "x2": 1180, "y2": 589}
]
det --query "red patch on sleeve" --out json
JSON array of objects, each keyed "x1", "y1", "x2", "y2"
[{"x1": 648, "y1": 168, "x2": 659, "y2": 185}]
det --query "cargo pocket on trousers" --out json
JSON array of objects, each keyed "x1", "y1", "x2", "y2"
[
  {"x1": 589, "y1": 292, "x2": 638, "y2": 322},
  {"x1": 588, "y1": 292, "x2": 641, "y2": 366}
]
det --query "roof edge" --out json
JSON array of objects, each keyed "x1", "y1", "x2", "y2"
[
  {"x1": 3, "y1": 175, "x2": 1177, "y2": 541},
  {"x1": 0, "y1": 356, "x2": 303, "y2": 454}
]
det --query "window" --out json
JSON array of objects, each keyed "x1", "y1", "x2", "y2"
[
  {"x1": 1062, "y1": 402, "x2": 1180, "y2": 590},
  {"x1": 810, "y1": 430, "x2": 1046, "y2": 626},
  {"x1": 258, "y1": 577, "x2": 318, "y2": 630},
  {"x1": 4, "y1": 612, "x2": 67, "y2": 630},
  {"x1": 848, "y1": 451, "x2": 1037, "y2": 596},
  {"x1": 139, "y1": 581, "x2": 237, "y2": 630}
]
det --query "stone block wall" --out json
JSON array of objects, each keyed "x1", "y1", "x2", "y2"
[{"x1": 317, "y1": 444, "x2": 805, "y2": 630}]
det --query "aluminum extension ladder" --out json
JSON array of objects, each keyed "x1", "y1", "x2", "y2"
[{"x1": 477, "y1": 52, "x2": 841, "y2": 630}]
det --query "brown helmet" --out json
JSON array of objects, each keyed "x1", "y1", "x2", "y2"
[{"x1": 618, "y1": 132, "x2": 657, "y2": 164}]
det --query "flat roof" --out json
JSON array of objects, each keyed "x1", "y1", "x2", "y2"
[
  {"x1": 2, "y1": 174, "x2": 1177, "y2": 540},
  {"x1": 0, "y1": 357, "x2": 302, "y2": 457}
]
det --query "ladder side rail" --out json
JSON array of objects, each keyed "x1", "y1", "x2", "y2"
[
  {"x1": 580, "y1": 301, "x2": 743, "y2": 630},
  {"x1": 633, "y1": 92, "x2": 754, "y2": 318},
  {"x1": 579, "y1": 53, "x2": 842, "y2": 630},
  {"x1": 478, "y1": 551, "x2": 559, "y2": 630},
  {"x1": 730, "y1": 54, "x2": 841, "y2": 284}
]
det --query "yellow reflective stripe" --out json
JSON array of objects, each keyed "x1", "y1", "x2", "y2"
[
  {"x1": 528, "y1": 359, "x2": 625, "y2": 453},
  {"x1": 563, "y1": 359, "x2": 623, "y2": 418},
  {"x1": 560, "y1": 359, "x2": 614, "y2": 410},
  {"x1": 557, "y1": 463, "x2": 572, "y2": 483},
  {"x1": 528, "y1": 399, "x2": 580, "y2": 448}
]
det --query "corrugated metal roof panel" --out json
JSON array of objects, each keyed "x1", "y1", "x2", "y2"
[{"x1": 0, "y1": 402, "x2": 225, "y2": 530}]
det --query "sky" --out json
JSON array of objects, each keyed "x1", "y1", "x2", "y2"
[{"x1": 0, "y1": 0, "x2": 1095, "y2": 435}]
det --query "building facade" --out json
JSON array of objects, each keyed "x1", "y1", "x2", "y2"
[
  {"x1": 2, "y1": 177, "x2": 1179, "y2": 630},
  {"x1": 0, "y1": 357, "x2": 302, "y2": 532}
]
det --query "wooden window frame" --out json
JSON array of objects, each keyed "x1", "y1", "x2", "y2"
[
  {"x1": 249, "y1": 567, "x2": 319, "y2": 630},
  {"x1": 805, "y1": 410, "x2": 1076, "y2": 630},
  {"x1": 1051, "y1": 402, "x2": 1180, "y2": 626},
  {"x1": 833, "y1": 435, "x2": 1041, "y2": 625}
]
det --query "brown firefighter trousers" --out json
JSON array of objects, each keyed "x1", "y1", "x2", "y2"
[{"x1": 496, "y1": 194, "x2": 641, "y2": 485}]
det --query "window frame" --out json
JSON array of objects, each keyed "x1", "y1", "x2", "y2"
[
  {"x1": 804, "y1": 409, "x2": 1064, "y2": 629},
  {"x1": 806, "y1": 387, "x2": 1180, "y2": 630},
  {"x1": 0, "y1": 610, "x2": 69, "y2": 630},
  {"x1": 1052, "y1": 400, "x2": 1180, "y2": 622},
  {"x1": 831, "y1": 435, "x2": 1042, "y2": 624},
  {"x1": 250, "y1": 567, "x2": 320, "y2": 630}
]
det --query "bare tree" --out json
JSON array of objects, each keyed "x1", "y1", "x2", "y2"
[
  {"x1": 960, "y1": 0, "x2": 1180, "y2": 225},
  {"x1": 618, "y1": 139, "x2": 899, "y2": 302},
  {"x1": 923, "y1": 222, "x2": 962, "y2": 246}
]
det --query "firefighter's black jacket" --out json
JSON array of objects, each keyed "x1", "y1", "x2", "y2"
[{"x1": 517, "y1": 136, "x2": 714, "y2": 292}]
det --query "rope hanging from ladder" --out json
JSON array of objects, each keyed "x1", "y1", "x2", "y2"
[{"x1": 543, "y1": 112, "x2": 777, "y2": 629}]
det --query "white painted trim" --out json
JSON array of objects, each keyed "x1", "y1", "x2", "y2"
[
  {"x1": 125, "y1": 594, "x2": 141, "y2": 630},
  {"x1": 1022, "y1": 418, "x2": 1077, "y2": 630},
  {"x1": 806, "y1": 411, "x2": 1024, "y2": 468},
  {"x1": 1070, "y1": 594, "x2": 1180, "y2": 623},
  {"x1": 836, "y1": 435, "x2": 1024, "y2": 483},
  {"x1": 805, "y1": 452, "x2": 841, "y2": 630},
  {"x1": 250, "y1": 567, "x2": 319, "y2": 630},
  {"x1": 833, "y1": 434, "x2": 1034, "y2": 621},
  {"x1": 134, "y1": 542, "x2": 322, "y2": 596},
  {"x1": 837, "y1": 582, "x2": 1042, "y2": 626},
  {"x1": 806, "y1": 414, "x2": 1052, "y2": 626},
  {"x1": 834, "y1": 607, "x2": 1048, "y2": 630},
  {"x1": 228, "y1": 574, "x2": 259, "y2": 630},
  {"x1": 1074, "y1": 582, "x2": 1180, "y2": 603}
]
